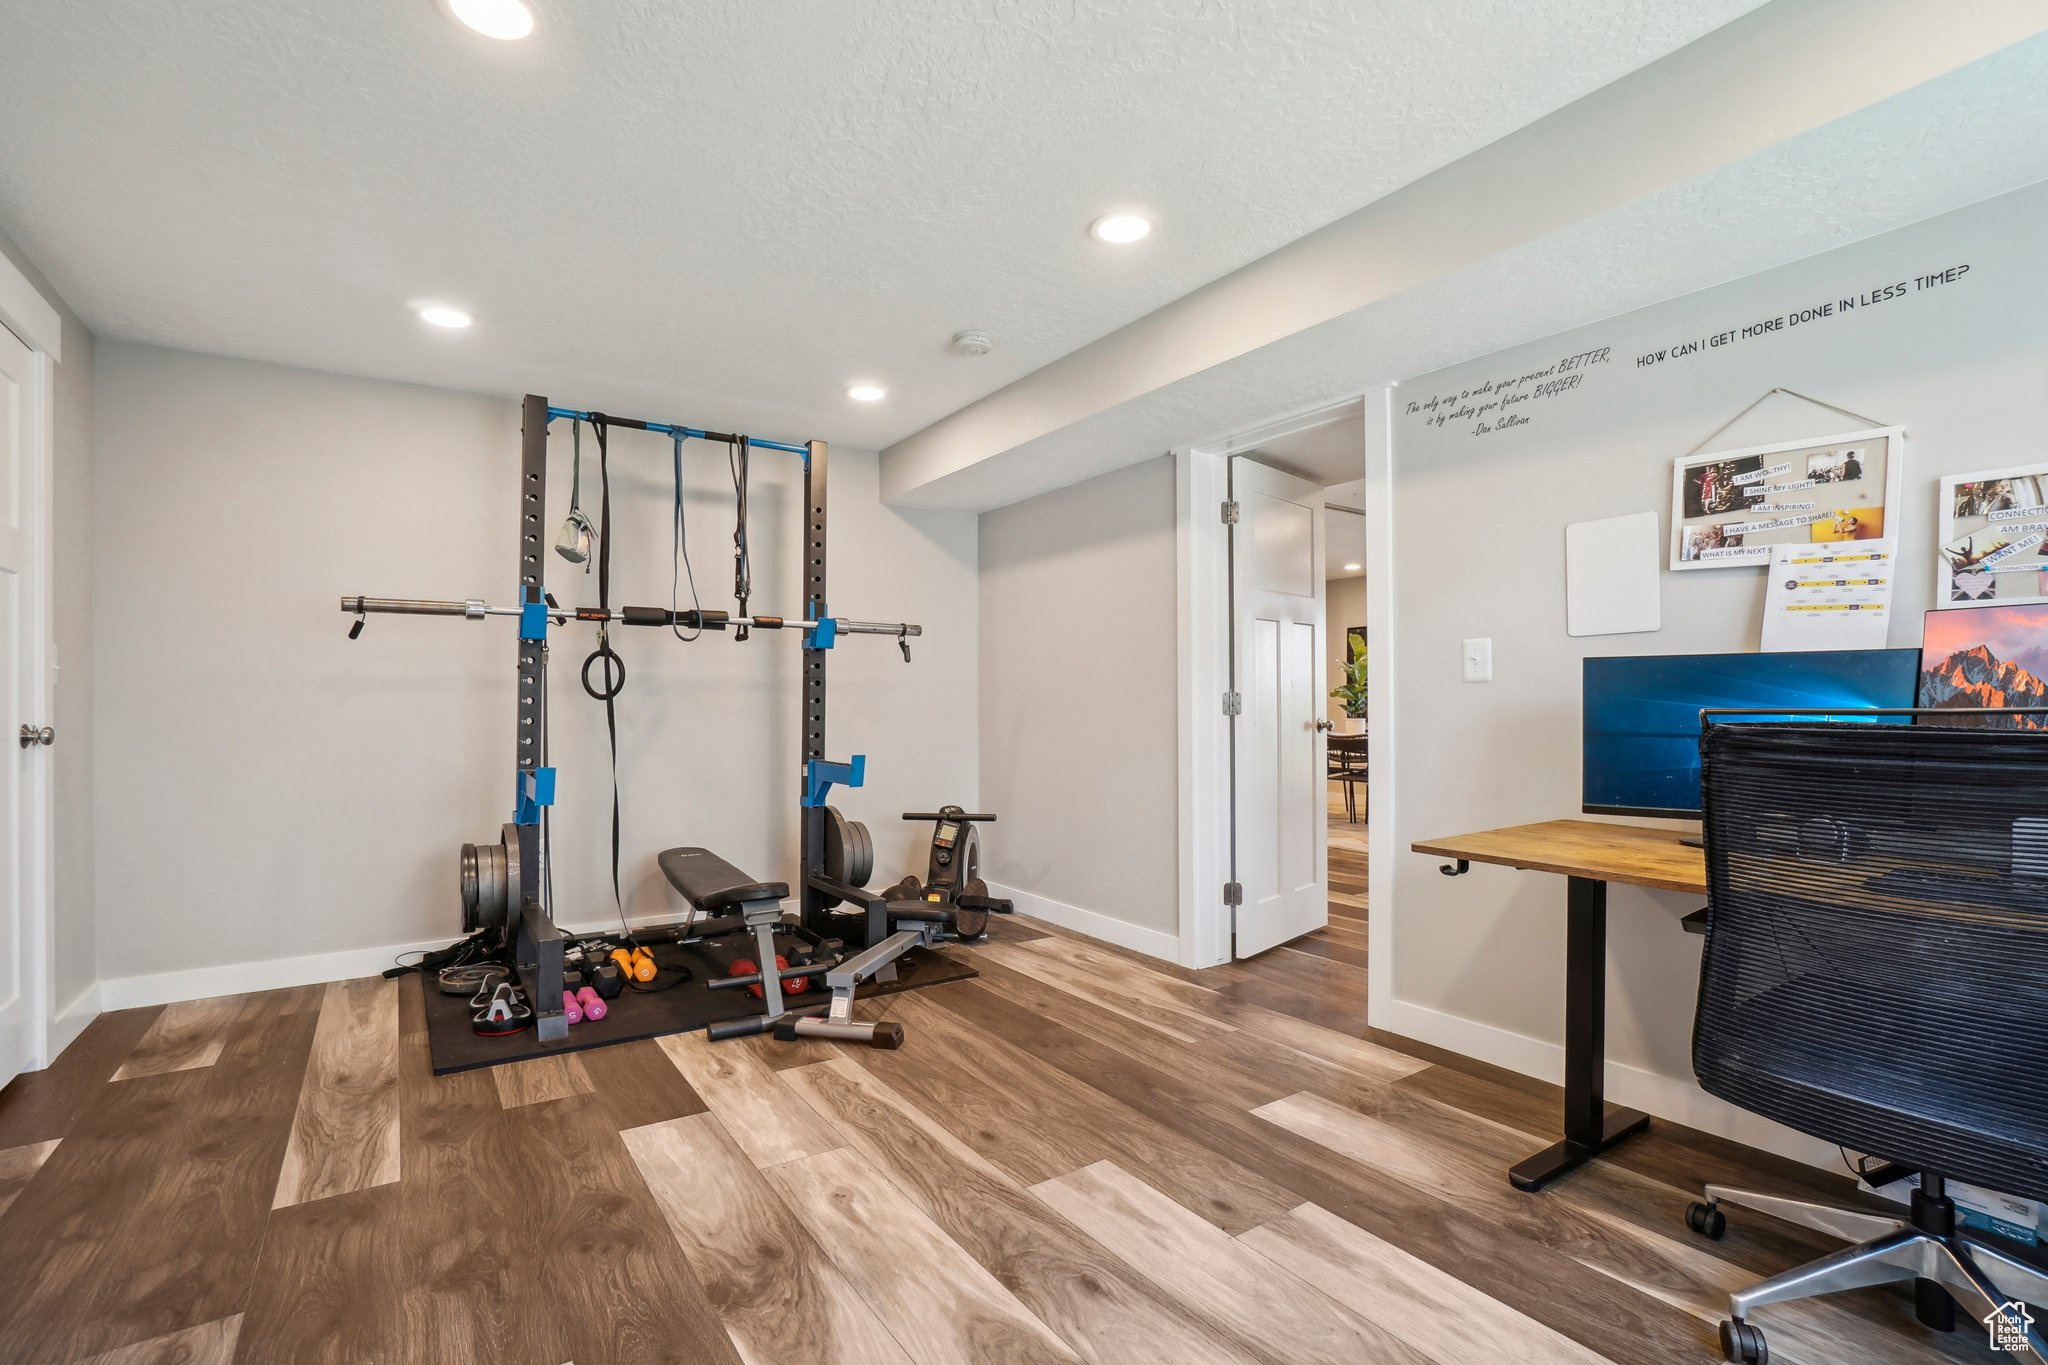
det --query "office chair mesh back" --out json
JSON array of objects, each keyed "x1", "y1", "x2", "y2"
[{"x1": 1697, "y1": 720, "x2": 2048, "y2": 1203}]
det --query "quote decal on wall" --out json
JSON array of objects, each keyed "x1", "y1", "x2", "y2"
[
  {"x1": 1635, "y1": 264, "x2": 1971, "y2": 372},
  {"x1": 1404, "y1": 346, "x2": 1610, "y2": 436},
  {"x1": 1399, "y1": 262, "x2": 1975, "y2": 441}
]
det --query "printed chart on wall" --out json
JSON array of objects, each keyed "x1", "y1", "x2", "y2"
[
  {"x1": 1937, "y1": 465, "x2": 2048, "y2": 608},
  {"x1": 1669, "y1": 425, "x2": 1904, "y2": 571},
  {"x1": 1761, "y1": 539, "x2": 1896, "y2": 652}
]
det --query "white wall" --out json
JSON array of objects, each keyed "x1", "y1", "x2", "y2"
[
  {"x1": 978, "y1": 455, "x2": 1179, "y2": 954},
  {"x1": 91, "y1": 344, "x2": 977, "y2": 1003},
  {"x1": 0, "y1": 223, "x2": 95, "y2": 1036},
  {"x1": 1381, "y1": 177, "x2": 2048, "y2": 1162}
]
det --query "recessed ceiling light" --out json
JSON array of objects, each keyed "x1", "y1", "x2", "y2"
[
  {"x1": 417, "y1": 304, "x2": 473, "y2": 329},
  {"x1": 846, "y1": 383, "x2": 886, "y2": 402},
  {"x1": 1343, "y1": 563, "x2": 1362, "y2": 572},
  {"x1": 440, "y1": 0, "x2": 535, "y2": 41},
  {"x1": 1089, "y1": 212, "x2": 1152, "y2": 245}
]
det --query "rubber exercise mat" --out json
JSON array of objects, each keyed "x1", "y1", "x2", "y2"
[{"x1": 420, "y1": 933, "x2": 976, "y2": 1074}]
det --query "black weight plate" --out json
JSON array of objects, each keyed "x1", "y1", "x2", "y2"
[
  {"x1": 823, "y1": 807, "x2": 875, "y2": 896},
  {"x1": 459, "y1": 842, "x2": 482, "y2": 932},
  {"x1": 851, "y1": 816, "x2": 874, "y2": 887}
]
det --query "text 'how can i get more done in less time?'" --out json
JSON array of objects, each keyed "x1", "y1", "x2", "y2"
[
  {"x1": 1401, "y1": 262, "x2": 1975, "y2": 441},
  {"x1": 1636, "y1": 263, "x2": 1973, "y2": 369}
]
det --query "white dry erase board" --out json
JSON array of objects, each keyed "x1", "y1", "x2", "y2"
[{"x1": 1566, "y1": 510, "x2": 1661, "y2": 637}]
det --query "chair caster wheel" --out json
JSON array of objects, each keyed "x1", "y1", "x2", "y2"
[
  {"x1": 1720, "y1": 1319, "x2": 1767, "y2": 1364},
  {"x1": 1686, "y1": 1200, "x2": 1727, "y2": 1240}
]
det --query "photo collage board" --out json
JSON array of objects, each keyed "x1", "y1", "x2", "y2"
[
  {"x1": 1670, "y1": 426, "x2": 1903, "y2": 571},
  {"x1": 1937, "y1": 464, "x2": 2048, "y2": 608}
]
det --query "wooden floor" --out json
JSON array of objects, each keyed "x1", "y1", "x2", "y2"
[{"x1": 0, "y1": 816, "x2": 1995, "y2": 1364}]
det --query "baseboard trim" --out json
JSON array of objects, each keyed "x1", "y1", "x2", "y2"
[
  {"x1": 988, "y1": 882, "x2": 1181, "y2": 962},
  {"x1": 1374, "y1": 995, "x2": 1841, "y2": 1172},
  {"x1": 46, "y1": 984, "x2": 102, "y2": 1064},
  {"x1": 98, "y1": 937, "x2": 455, "y2": 1012},
  {"x1": 91, "y1": 909, "x2": 786, "y2": 1013}
]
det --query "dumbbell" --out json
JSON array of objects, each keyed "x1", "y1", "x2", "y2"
[
  {"x1": 611, "y1": 945, "x2": 657, "y2": 983},
  {"x1": 731, "y1": 953, "x2": 812, "y2": 999}
]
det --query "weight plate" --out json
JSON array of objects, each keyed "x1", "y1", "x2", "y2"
[
  {"x1": 459, "y1": 825, "x2": 520, "y2": 934},
  {"x1": 851, "y1": 816, "x2": 874, "y2": 887},
  {"x1": 823, "y1": 807, "x2": 875, "y2": 901},
  {"x1": 459, "y1": 842, "x2": 484, "y2": 931}
]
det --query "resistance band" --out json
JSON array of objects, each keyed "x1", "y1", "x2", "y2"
[
  {"x1": 730, "y1": 435, "x2": 751, "y2": 641},
  {"x1": 578, "y1": 417, "x2": 629, "y2": 927},
  {"x1": 671, "y1": 430, "x2": 705, "y2": 642}
]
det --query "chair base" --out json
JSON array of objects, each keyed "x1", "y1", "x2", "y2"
[{"x1": 1695, "y1": 1183, "x2": 2048, "y2": 1363}]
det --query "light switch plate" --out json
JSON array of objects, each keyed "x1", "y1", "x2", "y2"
[{"x1": 1462, "y1": 638, "x2": 1493, "y2": 683}]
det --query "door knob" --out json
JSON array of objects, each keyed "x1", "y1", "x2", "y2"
[
  {"x1": 18, "y1": 724, "x2": 54, "y2": 748},
  {"x1": 1314, "y1": 718, "x2": 1335, "y2": 733}
]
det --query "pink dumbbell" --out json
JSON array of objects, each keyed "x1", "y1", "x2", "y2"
[
  {"x1": 561, "y1": 990, "x2": 583, "y2": 1026},
  {"x1": 576, "y1": 985, "x2": 607, "y2": 1021}
]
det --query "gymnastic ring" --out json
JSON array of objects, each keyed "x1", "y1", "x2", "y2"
[{"x1": 582, "y1": 644, "x2": 626, "y2": 701}]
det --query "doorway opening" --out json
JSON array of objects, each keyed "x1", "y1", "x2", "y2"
[{"x1": 1176, "y1": 393, "x2": 1379, "y2": 990}]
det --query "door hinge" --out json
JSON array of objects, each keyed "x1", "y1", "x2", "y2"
[
  {"x1": 1223, "y1": 881, "x2": 1243, "y2": 907},
  {"x1": 1220, "y1": 499, "x2": 1240, "y2": 524},
  {"x1": 1221, "y1": 690, "x2": 1242, "y2": 716}
]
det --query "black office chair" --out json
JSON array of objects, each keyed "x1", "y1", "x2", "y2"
[{"x1": 1691, "y1": 719, "x2": 2048, "y2": 1363}]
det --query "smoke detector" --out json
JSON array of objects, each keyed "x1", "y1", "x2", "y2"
[{"x1": 951, "y1": 330, "x2": 994, "y2": 358}]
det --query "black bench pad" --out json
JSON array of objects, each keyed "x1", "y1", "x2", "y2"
[{"x1": 658, "y1": 847, "x2": 788, "y2": 912}]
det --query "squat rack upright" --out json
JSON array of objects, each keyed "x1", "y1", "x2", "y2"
[{"x1": 347, "y1": 394, "x2": 920, "y2": 1042}]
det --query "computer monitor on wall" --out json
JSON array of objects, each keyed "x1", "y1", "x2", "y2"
[{"x1": 1581, "y1": 648, "x2": 1922, "y2": 818}]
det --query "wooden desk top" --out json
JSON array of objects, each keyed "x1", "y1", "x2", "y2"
[{"x1": 1412, "y1": 819, "x2": 1707, "y2": 896}]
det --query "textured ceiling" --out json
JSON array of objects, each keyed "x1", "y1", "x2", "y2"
[
  {"x1": 903, "y1": 34, "x2": 2048, "y2": 509},
  {"x1": 0, "y1": 0, "x2": 1760, "y2": 447}
]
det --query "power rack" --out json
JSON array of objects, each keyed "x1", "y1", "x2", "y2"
[{"x1": 342, "y1": 395, "x2": 922, "y2": 1042}]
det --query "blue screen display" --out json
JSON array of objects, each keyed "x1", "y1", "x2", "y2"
[{"x1": 1582, "y1": 649, "x2": 1921, "y2": 816}]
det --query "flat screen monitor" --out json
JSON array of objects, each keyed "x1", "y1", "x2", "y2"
[
  {"x1": 1919, "y1": 602, "x2": 2048, "y2": 729},
  {"x1": 1582, "y1": 648, "x2": 1922, "y2": 817}
]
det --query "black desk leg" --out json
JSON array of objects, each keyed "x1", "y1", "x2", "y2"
[{"x1": 1508, "y1": 875, "x2": 1650, "y2": 1192}]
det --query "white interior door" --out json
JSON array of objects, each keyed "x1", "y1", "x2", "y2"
[
  {"x1": 1230, "y1": 458, "x2": 1327, "y2": 957},
  {"x1": 0, "y1": 320, "x2": 41, "y2": 1085}
]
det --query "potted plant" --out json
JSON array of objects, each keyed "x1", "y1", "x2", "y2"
[{"x1": 1330, "y1": 651, "x2": 1368, "y2": 734}]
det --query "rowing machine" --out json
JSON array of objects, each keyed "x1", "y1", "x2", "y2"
[{"x1": 881, "y1": 806, "x2": 1014, "y2": 939}]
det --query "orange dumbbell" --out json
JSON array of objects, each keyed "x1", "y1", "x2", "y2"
[{"x1": 610, "y1": 945, "x2": 656, "y2": 983}]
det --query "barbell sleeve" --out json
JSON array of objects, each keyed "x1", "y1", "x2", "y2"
[{"x1": 340, "y1": 596, "x2": 510, "y2": 618}]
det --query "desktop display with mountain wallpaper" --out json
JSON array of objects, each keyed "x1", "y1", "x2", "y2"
[{"x1": 1920, "y1": 603, "x2": 2048, "y2": 728}]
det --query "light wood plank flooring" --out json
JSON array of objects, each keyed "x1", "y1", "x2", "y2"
[{"x1": 0, "y1": 857, "x2": 2001, "y2": 1364}]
